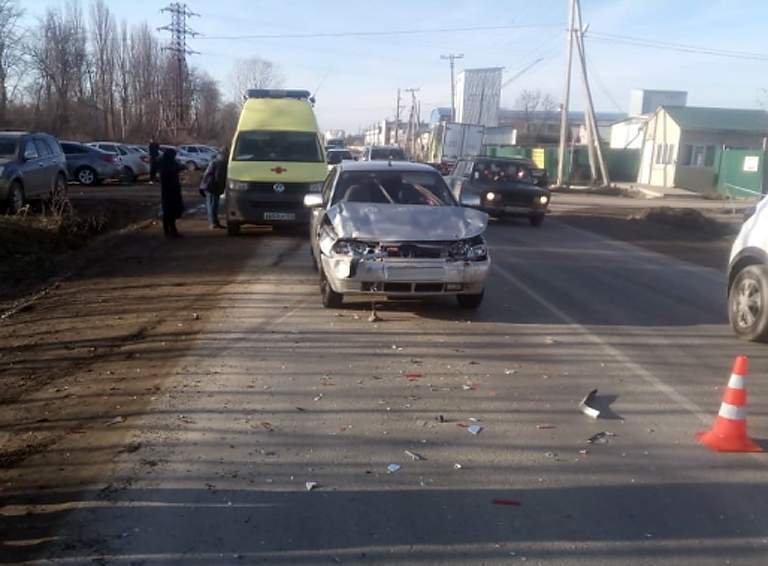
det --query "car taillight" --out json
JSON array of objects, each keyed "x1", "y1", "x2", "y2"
[
  {"x1": 140, "y1": 155, "x2": 149, "y2": 163},
  {"x1": 100, "y1": 155, "x2": 114, "y2": 164}
]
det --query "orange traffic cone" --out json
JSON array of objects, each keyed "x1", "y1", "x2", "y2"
[{"x1": 697, "y1": 356, "x2": 763, "y2": 453}]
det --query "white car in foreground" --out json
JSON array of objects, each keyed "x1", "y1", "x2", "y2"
[
  {"x1": 728, "y1": 198, "x2": 768, "y2": 340},
  {"x1": 305, "y1": 161, "x2": 491, "y2": 309}
]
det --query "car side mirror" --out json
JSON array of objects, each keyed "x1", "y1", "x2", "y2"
[
  {"x1": 304, "y1": 193, "x2": 324, "y2": 208},
  {"x1": 23, "y1": 148, "x2": 37, "y2": 161}
]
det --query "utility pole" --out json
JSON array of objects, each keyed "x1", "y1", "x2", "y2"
[
  {"x1": 556, "y1": 0, "x2": 576, "y2": 187},
  {"x1": 405, "y1": 88, "x2": 420, "y2": 158},
  {"x1": 394, "y1": 88, "x2": 404, "y2": 145},
  {"x1": 159, "y1": 2, "x2": 200, "y2": 138},
  {"x1": 574, "y1": 0, "x2": 610, "y2": 186},
  {"x1": 441, "y1": 53, "x2": 463, "y2": 122}
]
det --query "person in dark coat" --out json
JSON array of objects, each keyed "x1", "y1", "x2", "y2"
[
  {"x1": 159, "y1": 148, "x2": 184, "y2": 238},
  {"x1": 148, "y1": 137, "x2": 160, "y2": 183},
  {"x1": 199, "y1": 147, "x2": 228, "y2": 229}
]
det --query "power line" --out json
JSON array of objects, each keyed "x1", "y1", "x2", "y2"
[
  {"x1": 198, "y1": 23, "x2": 561, "y2": 41},
  {"x1": 587, "y1": 31, "x2": 768, "y2": 62}
]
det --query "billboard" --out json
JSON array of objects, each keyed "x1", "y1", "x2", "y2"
[{"x1": 456, "y1": 68, "x2": 503, "y2": 127}]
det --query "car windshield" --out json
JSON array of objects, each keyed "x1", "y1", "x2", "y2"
[
  {"x1": 473, "y1": 160, "x2": 532, "y2": 183},
  {"x1": 370, "y1": 147, "x2": 406, "y2": 160},
  {"x1": 327, "y1": 151, "x2": 353, "y2": 164},
  {"x1": 0, "y1": 137, "x2": 18, "y2": 157},
  {"x1": 333, "y1": 170, "x2": 456, "y2": 206},
  {"x1": 233, "y1": 131, "x2": 322, "y2": 162}
]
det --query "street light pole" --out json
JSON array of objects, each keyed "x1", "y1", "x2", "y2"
[{"x1": 441, "y1": 53, "x2": 463, "y2": 122}]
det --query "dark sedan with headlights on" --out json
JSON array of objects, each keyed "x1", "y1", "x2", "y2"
[{"x1": 445, "y1": 157, "x2": 551, "y2": 226}]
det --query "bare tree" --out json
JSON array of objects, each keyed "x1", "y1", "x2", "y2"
[
  {"x1": 515, "y1": 89, "x2": 557, "y2": 138},
  {"x1": 228, "y1": 57, "x2": 283, "y2": 102},
  {"x1": 27, "y1": 1, "x2": 89, "y2": 134},
  {"x1": 89, "y1": 0, "x2": 117, "y2": 138},
  {"x1": 0, "y1": 0, "x2": 23, "y2": 123}
]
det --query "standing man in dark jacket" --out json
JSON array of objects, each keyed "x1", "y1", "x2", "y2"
[
  {"x1": 200, "y1": 147, "x2": 228, "y2": 229},
  {"x1": 159, "y1": 148, "x2": 184, "y2": 238},
  {"x1": 148, "y1": 137, "x2": 160, "y2": 183}
]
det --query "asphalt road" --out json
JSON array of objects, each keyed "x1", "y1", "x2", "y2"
[{"x1": 4, "y1": 212, "x2": 768, "y2": 565}]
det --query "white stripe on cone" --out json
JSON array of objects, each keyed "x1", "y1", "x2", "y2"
[
  {"x1": 718, "y1": 402, "x2": 747, "y2": 420},
  {"x1": 727, "y1": 373, "x2": 745, "y2": 390}
]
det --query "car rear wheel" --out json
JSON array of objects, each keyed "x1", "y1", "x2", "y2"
[
  {"x1": 121, "y1": 166, "x2": 136, "y2": 183},
  {"x1": 76, "y1": 167, "x2": 97, "y2": 186},
  {"x1": 729, "y1": 264, "x2": 768, "y2": 341},
  {"x1": 226, "y1": 222, "x2": 241, "y2": 236},
  {"x1": 320, "y1": 268, "x2": 343, "y2": 308},
  {"x1": 457, "y1": 291, "x2": 484, "y2": 309},
  {"x1": 7, "y1": 181, "x2": 24, "y2": 214},
  {"x1": 186, "y1": 161, "x2": 196, "y2": 171},
  {"x1": 530, "y1": 214, "x2": 545, "y2": 227}
]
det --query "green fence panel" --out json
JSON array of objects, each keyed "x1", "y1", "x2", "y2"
[{"x1": 716, "y1": 149, "x2": 765, "y2": 197}]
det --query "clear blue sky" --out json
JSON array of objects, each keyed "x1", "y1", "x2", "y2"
[{"x1": 24, "y1": 0, "x2": 768, "y2": 132}]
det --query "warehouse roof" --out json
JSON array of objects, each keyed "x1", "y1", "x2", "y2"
[{"x1": 661, "y1": 106, "x2": 768, "y2": 133}]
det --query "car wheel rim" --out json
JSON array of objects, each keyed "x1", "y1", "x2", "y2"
[
  {"x1": 735, "y1": 279, "x2": 761, "y2": 329},
  {"x1": 80, "y1": 170, "x2": 94, "y2": 184}
]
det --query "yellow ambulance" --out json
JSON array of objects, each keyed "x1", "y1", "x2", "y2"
[{"x1": 226, "y1": 89, "x2": 327, "y2": 235}]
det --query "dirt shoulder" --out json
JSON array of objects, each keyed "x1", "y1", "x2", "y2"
[{"x1": 554, "y1": 205, "x2": 740, "y2": 272}]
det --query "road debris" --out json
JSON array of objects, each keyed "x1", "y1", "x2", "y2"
[
  {"x1": 504, "y1": 369, "x2": 516, "y2": 375},
  {"x1": 192, "y1": 312, "x2": 200, "y2": 320},
  {"x1": 387, "y1": 464, "x2": 401, "y2": 473},
  {"x1": 313, "y1": 394, "x2": 323, "y2": 401},
  {"x1": 106, "y1": 416, "x2": 126, "y2": 426},
  {"x1": 537, "y1": 424, "x2": 556, "y2": 430},
  {"x1": 453, "y1": 463, "x2": 463, "y2": 470},
  {"x1": 580, "y1": 388, "x2": 601, "y2": 419},
  {"x1": 295, "y1": 407, "x2": 306, "y2": 412},
  {"x1": 305, "y1": 481, "x2": 318, "y2": 491},
  {"x1": 492, "y1": 499, "x2": 522, "y2": 506},
  {"x1": 436, "y1": 415, "x2": 446, "y2": 423},
  {"x1": 405, "y1": 372, "x2": 423, "y2": 381},
  {"x1": 468, "y1": 424, "x2": 483, "y2": 435},
  {"x1": 260, "y1": 422, "x2": 274, "y2": 432},
  {"x1": 404, "y1": 449, "x2": 424, "y2": 461},
  {"x1": 461, "y1": 384, "x2": 475, "y2": 391},
  {"x1": 587, "y1": 431, "x2": 616, "y2": 444}
]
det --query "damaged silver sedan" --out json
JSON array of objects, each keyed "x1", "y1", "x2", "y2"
[{"x1": 305, "y1": 161, "x2": 491, "y2": 309}]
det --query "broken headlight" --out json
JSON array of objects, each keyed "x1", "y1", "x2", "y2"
[
  {"x1": 331, "y1": 239, "x2": 373, "y2": 257},
  {"x1": 449, "y1": 235, "x2": 488, "y2": 261}
]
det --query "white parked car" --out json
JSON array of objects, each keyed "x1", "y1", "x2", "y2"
[
  {"x1": 88, "y1": 141, "x2": 149, "y2": 182},
  {"x1": 728, "y1": 199, "x2": 768, "y2": 340},
  {"x1": 176, "y1": 145, "x2": 214, "y2": 170},
  {"x1": 305, "y1": 160, "x2": 491, "y2": 309}
]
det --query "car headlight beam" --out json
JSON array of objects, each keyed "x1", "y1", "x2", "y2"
[{"x1": 539, "y1": 195, "x2": 549, "y2": 205}]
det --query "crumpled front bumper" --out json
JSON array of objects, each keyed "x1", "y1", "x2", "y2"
[{"x1": 321, "y1": 255, "x2": 491, "y2": 295}]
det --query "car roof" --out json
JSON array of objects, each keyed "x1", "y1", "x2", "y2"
[
  {"x1": 467, "y1": 156, "x2": 532, "y2": 164},
  {"x1": 0, "y1": 131, "x2": 30, "y2": 137},
  {"x1": 337, "y1": 160, "x2": 436, "y2": 173}
]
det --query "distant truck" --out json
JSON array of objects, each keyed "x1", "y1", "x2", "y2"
[{"x1": 425, "y1": 122, "x2": 484, "y2": 174}]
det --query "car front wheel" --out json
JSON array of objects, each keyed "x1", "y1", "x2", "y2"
[
  {"x1": 77, "y1": 167, "x2": 97, "y2": 186},
  {"x1": 7, "y1": 181, "x2": 24, "y2": 213},
  {"x1": 320, "y1": 268, "x2": 343, "y2": 308},
  {"x1": 729, "y1": 264, "x2": 768, "y2": 341},
  {"x1": 530, "y1": 214, "x2": 545, "y2": 227},
  {"x1": 457, "y1": 291, "x2": 484, "y2": 309}
]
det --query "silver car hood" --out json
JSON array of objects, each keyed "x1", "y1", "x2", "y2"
[{"x1": 327, "y1": 203, "x2": 488, "y2": 242}]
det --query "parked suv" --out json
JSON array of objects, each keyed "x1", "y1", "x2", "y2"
[
  {"x1": 0, "y1": 131, "x2": 68, "y2": 213},
  {"x1": 61, "y1": 141, "x2": 119, "y2": 185},
  {"x1": 728, "y1": 200, "x2": 768, "y2": 340}
]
